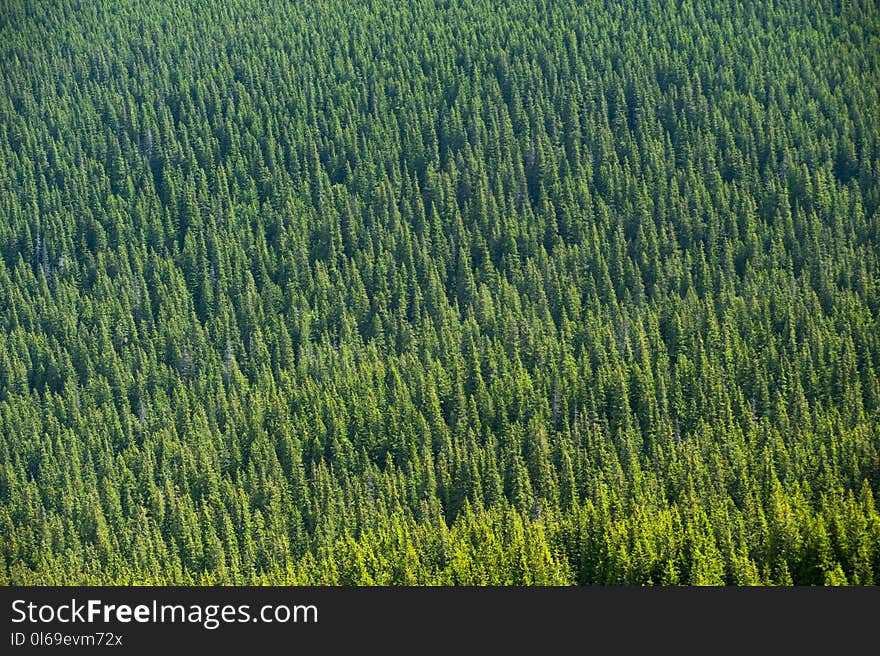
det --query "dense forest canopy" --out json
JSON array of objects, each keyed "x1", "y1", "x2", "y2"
[{"x1": 0, "y1": 0, "x2": 879, "y2": 584}]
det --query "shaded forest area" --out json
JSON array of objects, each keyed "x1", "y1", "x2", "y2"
[{"x1": 1, "y1": 0, "x2": 879, "y2": 584}]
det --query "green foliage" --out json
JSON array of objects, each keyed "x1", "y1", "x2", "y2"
[{"x1": 1, "y1": 0, "x2": 879, "y2": 585}]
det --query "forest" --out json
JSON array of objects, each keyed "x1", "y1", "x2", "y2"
[{"x1": 0, "y1": 0, "x2": 878, "y2": 585}]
